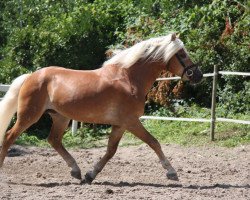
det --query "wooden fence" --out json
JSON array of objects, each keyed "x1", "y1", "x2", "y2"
[{"x1": 1, "y1": 67, "x2": 250, "y2": 140}]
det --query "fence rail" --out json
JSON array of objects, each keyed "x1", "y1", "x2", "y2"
[
  {"x1": 0, "y1": 84, "x2": 10, "y2": 92},
  {"x1": 1, "y1": 69, "x2": 249, "y2": 139},
  {"x1": 219, "y1": 71, "x2": 250, "y2": 76},
  {"x1": 156, "y1": 72, "x2": 215, "y2": 81},
  {"x1": 140, "y1": 116, "x2": 250, "y2": 124}
]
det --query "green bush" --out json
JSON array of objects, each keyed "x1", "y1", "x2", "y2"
[
  {"x1": 218, "y1": 80, "x2": 250, "y2": 115},
  {"x1": 0, "y1": 0, "x2": 136, "y2": 82},
  {"x1": 112, "y1": 0, "x2": 249, "y2": 109}
]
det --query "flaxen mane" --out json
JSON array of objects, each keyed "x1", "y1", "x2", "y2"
[{"x1": 104, "y1": 33, "x2": 185, "y2": 68}]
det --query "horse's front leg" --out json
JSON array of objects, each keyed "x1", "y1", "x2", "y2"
[
  {"x1": 82, "y1": 125, "x2": 125, "y2": 184},
  {"x1": 128, "y1": 119, "x2": 178, "y2": 181}
]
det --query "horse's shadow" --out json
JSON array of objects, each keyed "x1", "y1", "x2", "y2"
[
  {"x1": 94, "y1": 181, "x2": 250, "y2": 190},
  {"x1": 5, "y1": 180, "x2": 250, "y2": 190},
  {"x1": 6, "y1": 146, "x2": 30, "y2": 157},
  {"x1": 5, "y1": 181, "x2": 77, "y2": 188}
]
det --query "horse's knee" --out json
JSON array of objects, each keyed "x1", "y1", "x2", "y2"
[
  {"x1": 47, "y1": 136, "x2": 61, "y2": 148},
  {"x1": 47, "y1": 139, "x2": 59, "y2": 148}
]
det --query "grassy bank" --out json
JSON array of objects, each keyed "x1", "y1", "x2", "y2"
[{"x1": 15, "y1": 105, "x2": 250, "y2": 148}]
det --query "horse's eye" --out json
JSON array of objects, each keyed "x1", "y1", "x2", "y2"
[{"x1": 179, "y1": 53, "x2": 187, "y2": 59}]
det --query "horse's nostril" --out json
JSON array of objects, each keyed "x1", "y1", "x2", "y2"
[{"x1": 186, "y1": 69, "x2": 193, "y2": 77}]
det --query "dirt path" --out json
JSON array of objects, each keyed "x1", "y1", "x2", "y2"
[{"x1": 0, "y1": 144, "x2": 249, "y2": 200}]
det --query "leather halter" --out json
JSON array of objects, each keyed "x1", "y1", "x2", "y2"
[{"x1": 175, "y1": 52, "x2": 198, "y2": 78}]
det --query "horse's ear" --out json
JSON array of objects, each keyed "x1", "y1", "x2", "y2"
[
  {"x1": 106, "y1": 49, "x2": 122, "y2": 58},
  {"x1": 171, "y1": 33, "x2": 176, "y2": 41},
  {"x1": 176, "y1": 33, "x2": 180, "y2": 38},
  {"x1": 105, "y1": 49, "x2": 113, "y2": 58}
]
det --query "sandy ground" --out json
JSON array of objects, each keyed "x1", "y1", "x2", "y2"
[{"x1": 0, "y1": 144, "x2": 249, "y2": 200}]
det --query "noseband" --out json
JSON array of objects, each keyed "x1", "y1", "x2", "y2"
[{"x1": 175, "y1": 52, "x2": 198, "y2": 78}]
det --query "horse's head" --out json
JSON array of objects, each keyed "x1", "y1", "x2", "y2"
[{"x1": 167, "y1": 34, "x2": 203, "y2": 84}]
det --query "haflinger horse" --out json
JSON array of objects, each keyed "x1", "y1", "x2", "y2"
[{"x1": 0, "y1": 33, "x2": 202, "y2": 184}]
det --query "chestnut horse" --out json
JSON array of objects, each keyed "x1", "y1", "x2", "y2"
[{"x1": 0, "y1": 33, "x2": 202, "y2": 184}]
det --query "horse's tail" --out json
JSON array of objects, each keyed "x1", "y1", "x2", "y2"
[{"x1": 0, "y1": 74, "x2": 30, "y2": 145}]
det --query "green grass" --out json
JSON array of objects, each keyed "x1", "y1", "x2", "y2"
[
  {"x1": 16, "y1": 133, "x2": 49, "y2": 147},
  {"x1": 16, "y1": 126, "x2": 110, "y2": 149},
  {"x1": 144, "y1": 120, "x2": 249, "y2": 147},
  {"x1": 15, "y1": 105, "x2": 250, "y2": 148}
]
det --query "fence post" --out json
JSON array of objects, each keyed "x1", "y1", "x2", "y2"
[
  {"x1": 71, "y1": 120, "x2": 78, "y2": 136},
  {"x1": 210, "y1": 65, "x2": 219, "y2": 141}
]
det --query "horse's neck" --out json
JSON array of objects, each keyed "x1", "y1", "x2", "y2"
[{"x1": 127, "y1": 62, "x2": 165, "y2": 97}]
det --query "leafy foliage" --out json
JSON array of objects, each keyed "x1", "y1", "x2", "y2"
[
  {"x1": 111, "y1": 0, "x2": 249, "y2": 112},
  {"x1": 0, "y1": 0, "x2": 136, "y2": 82}
]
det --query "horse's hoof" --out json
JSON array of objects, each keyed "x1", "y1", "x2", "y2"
[
  {"x1": 167, "y1": 172, "x2": 179, "y2": 181},
  {"x1": 71, "y1": 170, "x2": 82, "y2": 180},
  {"x1": 81, "y1": 172, "x2": 94, "y2": 185}
]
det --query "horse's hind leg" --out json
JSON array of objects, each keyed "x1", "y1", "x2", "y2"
[
  {"x1": 127, "y1": 119, "x2": 178, "y2": 181},
  {"x1": 47, "y1": 113, "x2": 81, "y2": 180},
  {"x1": 83, "y1": 125, "x2": 125, "y2": 184},
  {"x1": 0, "y1": 118, "x2": 37, "y2": 167}
]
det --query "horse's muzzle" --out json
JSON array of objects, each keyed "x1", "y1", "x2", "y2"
[
  {"x1": 190, "y1": 68, "x2": 203, "y2": 84},
  {"x1": 182, "y1": 64, "x2": 203, "y2": 84},
  {"x1": 186, "y1": 67, "x2": 203, "y2": 84}
]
